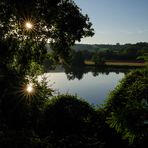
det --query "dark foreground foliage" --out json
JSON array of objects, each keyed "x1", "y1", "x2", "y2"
[
  {"x1": 0, "y1": 64, "x2": 147, "y2": 148},
  {"x1": 0, "y1": 85, "x2": 128, "y2": 148},
  {"x1": 105, "y1": 67, "x2": 148, "y2": 146}
]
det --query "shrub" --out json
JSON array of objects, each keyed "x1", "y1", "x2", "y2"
[
  {"x1": 105, "y1": 68, "x2": 148, "y2": 144},
  {"x1": 39, "y1": 94, "x2": 100, "y2": 148}
]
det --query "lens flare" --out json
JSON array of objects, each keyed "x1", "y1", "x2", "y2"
[
  {"x1": 25, "y1": 83, "x2": 34, "y2": 94},
  {"x1": 25, "y1": 22, "x2": 33, "y2": 30},
  {"x1": 26, "y1": 83, "x2": 34, "y2": 93}
]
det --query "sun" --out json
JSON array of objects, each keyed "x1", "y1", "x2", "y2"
[
  {"x1": 26, "y1": 83, "x2": 34, "y2": 93},
  {"x1": 25, "y1": 21, "x2": 33, "y2": 30},
  {"x1": 12, "y1": 82, "x2": 36, "y2": 104}
]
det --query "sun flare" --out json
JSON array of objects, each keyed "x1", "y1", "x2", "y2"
[
  {"x1": 26, "y1": 83, "x2": 34, "y2": 93},
  {"x1": 25, "y1": 22, "x2": 33, "y2": 30}
]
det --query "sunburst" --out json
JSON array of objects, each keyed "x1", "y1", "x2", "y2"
[
  {"x1": 14, "y1": 82, "x2": 36, "y2": 104},
  {"x1": 25, "y1": 21, "x2": 33, "y2": 30}
]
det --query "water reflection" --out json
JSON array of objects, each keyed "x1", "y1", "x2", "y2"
[
  {"x1": 63, "y1": 65, "x2": 136, "y2": 80},
  {"x1": 45, "y1": 66, "x2": 142, "y2": 105}
]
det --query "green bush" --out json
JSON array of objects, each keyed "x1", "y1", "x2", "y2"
[
  {"x1": 39, "y1": 94, "x2": 100, "y2": 148},
  {"x1": 105, "y1": 68, "x2": 148, "y2": 144}
]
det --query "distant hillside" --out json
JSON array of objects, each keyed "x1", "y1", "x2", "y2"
[
  {"x1": 72, "y1": 42, "x2": 148, "y2": 53},
  {"x1": 46, "y1": 43, "x2": 114, "y2": 52},
  {"x1": 72, "y1": 44, "x2": 111, "y2": 52},
  {"x1": 46, "y1": 42, "x2": 148, "y2": 54},
  {"x1": 44, "y1": 43, "x2": 148, "y2": 65}
]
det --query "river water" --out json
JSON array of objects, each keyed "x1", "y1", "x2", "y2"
[{"x1": 42, "y1": 66, "x2": 130, "y2": 105}]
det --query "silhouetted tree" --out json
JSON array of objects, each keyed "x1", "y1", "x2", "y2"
[
  {"x1": 0, "y1": 0, "x2": 94, "y2": 74},
  {"x1": 70, "y1": 51, "x2": 85, "y2": 66},
  {"x1": 0, "y1": 0, "x2": 94, "y2": 147},
  {"x1": 64, "y1": 65, "x2": 86, "y2": 80}
]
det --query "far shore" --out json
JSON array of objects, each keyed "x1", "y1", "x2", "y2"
[{"x1": 84, "y1": 60, "x2": 147, "y2": 67}]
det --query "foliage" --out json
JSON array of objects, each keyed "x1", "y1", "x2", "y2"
[
  {"x1": 0, "y1": 0, "x2": 94, "y2": 73},
  {"x1": 104, "y1": 68, "x2": 148, "y2": 144},
  {"x1": 94, "y1": 108, "x2": 129, "y2": 148},
  {"x1": 38, "y1": 94, "x2": 101, "y2": 148},
  {"x1": 70, "y1": 50, "x2": 85, "y2": 66},
  {"x1": 0, "y1": 0, "x2": 95, "y2": 147},
  {"x1": 64, "y1": 65, "x2": 85, "y2": 80},
  {"x1": 91, "y1": 52, "x2": 105, "y2": 66},
  {"x1": 137, "y1": 55, "x2": 148, "y2": 62},
  {"x1": 0, "y1": 66, "x2": 53, "y2": 147},
  {"x1": 37, "y1": 94, "x2": 131, "y2": 148},
  {"x1": 72, "y1": 42, "x2": 148, "y2": 62}
]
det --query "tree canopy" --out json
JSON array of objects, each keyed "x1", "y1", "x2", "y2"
[
  {"x1": 0, "y1": 0, "x2": 94, "y2": 74},
  {"x1": 0, "y1": 1, "x2": 95, "y2": 147}
]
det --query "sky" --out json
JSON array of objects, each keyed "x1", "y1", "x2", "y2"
[{"x1": 74, "y1": 0, "x2": 148, "y2": 44}]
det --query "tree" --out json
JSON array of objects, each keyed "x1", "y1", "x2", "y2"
[
  {"x1": 64, "y1": 65, "x2": 85, "y2": 80},
  {"x1": 70, "y1": 51, "x2": 85, "y2": 66},
  {"x1": 91, "y1": 52, "x2": 105, "y2": 66},
  {"x1": 0, "y1": 0, "x2": 94, "y2": 74},
  {"x1": 104, "y1": 68, "x2": 148, "y2": 145},
  {"x1": 0, "y1": 1, "x2": 94, "y2": 147}
]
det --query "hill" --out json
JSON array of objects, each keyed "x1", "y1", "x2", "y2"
[
  {"x1": 72, "y1": 44, "x2": 111, "y2": 52},
  {"x1": 72, "y1": 42, "x2": 148, "y2": 53}
]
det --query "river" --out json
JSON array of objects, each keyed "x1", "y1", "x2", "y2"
[{"x1": 41, "y1": 66, "x2": 136, "y2": 105}]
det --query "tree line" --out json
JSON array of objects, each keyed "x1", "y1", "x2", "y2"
[{"x1": 68, "y1": 42, "x2": 148, "y2": 66}]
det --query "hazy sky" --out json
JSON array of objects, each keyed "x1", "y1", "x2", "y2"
[{"x1": 74, "y1": 0, "x2": 148, "y2": 44}]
